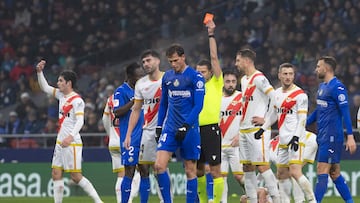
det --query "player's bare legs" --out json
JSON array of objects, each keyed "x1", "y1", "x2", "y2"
[
  {"x1": 155, "y1": 150, "x2": 173, "y2": 203},
  {"x1": 289, "y1": 164, "x2": 315, "y2": 202}
]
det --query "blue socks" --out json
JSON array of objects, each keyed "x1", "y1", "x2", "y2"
[
  {"x1": 333, "y1": 175, "x2": 353, "y2": 202},
  {"x1": 206, "y1": 172, "x2": 214, "y2": 200},
  {"x1": 315, "y1": 174, "x2": 328, "y2": 202},
  {"x1": 121, "y1": 176, "x2": 132, "y2": 203},
  {"x1": 140, "y1": 177, "x2": 150, "y2": 203},
  {"x1": 187, "y1": 178, "x2": 198, "y2": 203},
  {"x1": 157, "y1": 171, "x2": 172, "y2": 202}
]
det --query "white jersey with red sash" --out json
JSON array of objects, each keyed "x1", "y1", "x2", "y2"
[
  {"x1": 220, "y1": 90, "x2": 242, "y2": 146},
  {"x1": 103, "y1": 95, "x2": 120, "y2": 149},
  {"x1": 240, "y1": 71, "x2": 274, "y2": 129},
  {"x1": 134, "y1": 74, "x2": 163, "y2": 130},
  {"x1": 56, "y1": 91, "x2": 84, "y2": 144},
  {"x1": 273, "y1": 85, "x2": 308, "y2": 145}
]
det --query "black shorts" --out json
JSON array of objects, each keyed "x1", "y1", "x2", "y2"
[{"x1": 198, "y1": 123, "x2": 221, "y2": 165}]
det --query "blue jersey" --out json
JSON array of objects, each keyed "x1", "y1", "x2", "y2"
[
  {"x1": 113, "y1": 82, "x2": 144, "y2": 147},
  {"x1": 158, "y1": 66, "x2": 205, "y2": 133},
  {"x1": 307, "y1": 77, "x2": 353, "y2": 144}
]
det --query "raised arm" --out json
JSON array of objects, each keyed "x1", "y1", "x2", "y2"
[
  {"x1": 206, "y1": 20, "x2": 222, "y2": 78},
  {"x1": 36, "y1": 60, "x2": 57, "y2": 95}
]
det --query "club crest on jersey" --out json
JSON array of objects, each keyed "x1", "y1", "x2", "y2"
[{"x1": 174, "y1": 79, "x2": 180, "y2": 87}]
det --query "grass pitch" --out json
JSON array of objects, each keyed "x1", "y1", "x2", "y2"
[{"x1": 0, "y1": 196, "x2": 359, "y2": 202}]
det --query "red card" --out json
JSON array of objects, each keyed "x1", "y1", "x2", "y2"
[{"x1": 203, "y1": 13, "x2": 214, "y2": 25}]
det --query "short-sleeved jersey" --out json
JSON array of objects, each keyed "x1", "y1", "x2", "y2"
[
  {"x1": 240, "y1": 71, "x2": 274, "y2": 129},
  {"x1": 159, "y1": 66, "x2": 205, "y2": 133},
  {"x1": 56, "y1": 91, "x2": 84, "y2": 143},
  {"x1": 315, "y1": 77, "x2": 350, "y2": 143},
  {"x1": 220, "y1": 90, "x2": 242, "y2": 146},
  {"x1": 199, "y1": 74, "x2": 223, "y2": 126},
  {"x1": 113, "y1": 82, "x2": 143, "y2": 147},
  {"x1": 273, "y1": 85, "x2": 308, "y2": 143},
  {"x1": 134, "y1": 74, "x2": 162, "y2": 130},
  {"x1": 103, "y1": 95, "x2": 120, "y2": 148}
]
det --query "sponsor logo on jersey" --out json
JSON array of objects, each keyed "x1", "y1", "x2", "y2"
[
  {"x1": 168, "y1": 90, "x2": 191, "y2": 98},
  {"x1": 317, "y1": 99, "x2": 328, "y2": 107}
]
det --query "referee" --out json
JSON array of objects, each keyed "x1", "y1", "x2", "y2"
[{"x1": 196, "y1": 19, "x2": 224, "y2": 203}]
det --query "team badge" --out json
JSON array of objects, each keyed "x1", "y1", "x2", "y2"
[{"x1": 174, "y1": 79, "x2": 179, "y2": 87}]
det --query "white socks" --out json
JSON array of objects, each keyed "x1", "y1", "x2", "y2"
[
  {"x1": 53, "y1": 180, "x2": 64, "y2": 203},
  {"x1": 78, "y1": 177, "x2": 102, "y2": 203},
  {"x1": 297, "y1": 175, "x2": 316, "y2": 202},
  {"x1": 115, "y1": 177, "x2": 123, "y2": 203},
  {"x1": 221, "y1": 177, "x2": 228, "y2": 203},
  {"x1": 261, "y1": 169, "x2": 280, "y2": 203},
  {"x1": 279, "y1": 178, "x2": 292, "y2": 203},
  {"x1": 129, "y1": 171, "x2": 140, "y2": 200},
  {"x1": 291, "y1": 177, "x2": 305, "y2": 203},
  {"x1": 244, "y1": 171, "x2": 258, "y2": 203}
]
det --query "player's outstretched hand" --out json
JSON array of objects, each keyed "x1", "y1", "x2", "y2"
[
  {"x1": 288, "y1": 136, "x2": 299, "y2": 152},
  {"x1": 254, "y1": 128, "x2": 264, "y2": 140},
  {"x1": 175, "y1": 124, "x2": 190, "y2": 141},
  {"x1": 36, "y1": 60, "x2": 46, "y2": 73},
  {"x1": 155, "y1": 126, "x2": 162, "y2": 143}
]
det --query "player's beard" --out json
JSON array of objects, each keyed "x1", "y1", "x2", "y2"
[{"x1": 224, "y1": 88, "x2": 235, "y2": 96}]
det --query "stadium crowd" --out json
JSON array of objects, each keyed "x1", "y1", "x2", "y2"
[{"x1": 0, "y1": 0, "x2": 360, "y2": 148}]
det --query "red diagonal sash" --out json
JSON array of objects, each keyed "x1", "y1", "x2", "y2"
[
  {"x1": 108, "y1": 95, "x2": 120, "y2": 136},
  {"x1": 220, "y1": 93, "x2": 242, "y2": 137},
  {"x1": 241, "y1": 73, "x2": 263, "y2": 121},
  {"x1": 144, "y1": 87, "x2": 162, "y2": 127},
  {"x1": 57, "y1": 94, "x2": 81, "y2": 132},
  {"x1": 277, "y1": 89, "x2": 304, "y2": 129}
]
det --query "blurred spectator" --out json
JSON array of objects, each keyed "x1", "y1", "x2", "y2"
[
  {"x1": 23, "y1": 108, "x2": 45, "y2": 135},
  {"x1": 9, "y1": 56, "x2": 34, "y2": 82},
  {"x1": 0, "y1": 70, "x2": 17, "y2": 108},
  {"x1": 41, "y1": 117, "x2": 58, "y2": 147},
  {"x1": 5, "y1": 111, "x2": 24, "y2": 148},
  {"x1": 82, "y1": 111, "x2": 101, "y2": 146},
  {"x1": 1, "y1": 52, "x2": 16, "y2": 73},
  {"x1": 0, "y1": 113, "x2": 6, "y2": 147},
  {"x1": 15, "y1": 92, "x2": 38, "y2": 120}
]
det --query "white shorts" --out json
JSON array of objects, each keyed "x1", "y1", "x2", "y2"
[
  {"x1": 239, "y1": 128, "x2": 271, "y2": 165},
  {"x1": 52, "y1": 142, "x2": 82, "y2": 172},
  {"x1": 139, "y1": 129, "x2": 157, "y2": 164},
  {"x1": 221, "y1": 146, "x2": 243, "y2": 175},
  {"x1": 277, "y1": 141, "x2": 305, "y2": 167},
  {"x1": 303, "y1": 134, "x2": 318, "y2": 164},
  {"x1": 109, "y1": 147, "x2": 124, "y2": 173}
]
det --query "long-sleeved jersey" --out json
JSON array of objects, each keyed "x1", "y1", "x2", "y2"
[
  {"x1": 307, "y1": 77, "x2": 353, "y2": 144},
  {"x1": 113, "y1": 82, "x2": 144, "y2": 147},
  {"x1": 157, "y1": 66, "x2": 205, "y2": 133}
]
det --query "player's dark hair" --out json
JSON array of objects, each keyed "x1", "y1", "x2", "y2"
[
  {"x1": 236, "y1": 49, "x2": 256, "y2": 62},
  {"x1": 223, "y1": 68, "x2": 240, "y2": 78},
  {"x1": 319, "y1": 56, "x2": 337, "y2": 70},
  {"x1": 140, "y1": 49, "x2": 160, "y2": 60},
  {"x1": 60, "y1": 70, "x2": 77, "y2": 88},
  {"x1": 278, "y1": 62, "x2": 296, "y2": 73},
  {"x1": 196, "y1": 59, "x2": 212, "y2": 71},
  {"x1": 126, "y1": 62, "x2": 141, "y2": 77},
  {"x1": 166, "y1": 44, "x2": 185, "y2": 57}
]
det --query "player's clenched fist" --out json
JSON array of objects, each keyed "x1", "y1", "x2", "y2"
[{"x1": 36, "y1": 60, "x2": 46, "y2": 72}]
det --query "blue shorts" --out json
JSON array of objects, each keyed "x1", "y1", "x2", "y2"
[
  {"x1": 121, "y1": 145, "x2": 140, "y2": 166},
  {"x1": 317, "y1": 141, "x2": 342, "y2": 164},
  {"x1": 158, "y1": 126, "x2": 200, "y2": 161}
]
